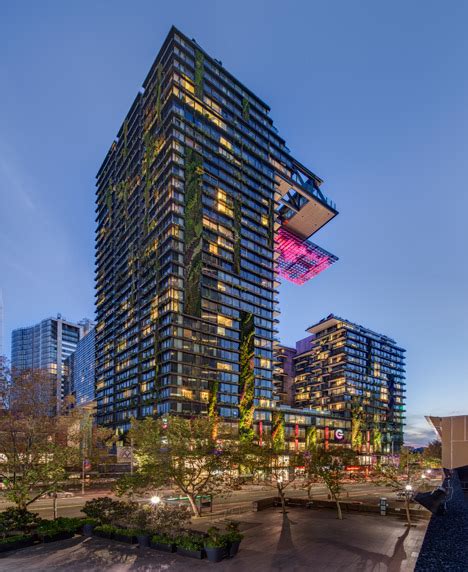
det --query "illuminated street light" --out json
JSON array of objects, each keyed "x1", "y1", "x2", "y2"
[
  {"x1": 405, "y1": 484, "x2": 413, "y2": 491},
  {"x1": 150, "y1": 495, "x2": 161, "y2": 505}
]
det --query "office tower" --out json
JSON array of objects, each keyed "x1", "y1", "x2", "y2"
[
  {"x1": 293, "y1": 315, "x2": 406, "y2": 454},
  {"x1": 11, "y1": 315, "x2": 91, "y2": 412},
  {"x1": 95, "y1": 27, "x2": 338, "y2": 436},
  {"x1": 70, "y1": 328, "x2": 96, "y2": 407}
]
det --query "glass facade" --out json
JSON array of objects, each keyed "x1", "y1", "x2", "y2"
[
  {"x1": 11, "y1": 316, "x2": 87, "y2": 410},
  {"x1": 95, "y1": 27, "x2": 338, "y2": 439},
  {"x1": 293, "y1": 315, "x2": 406, "y2": 453}
]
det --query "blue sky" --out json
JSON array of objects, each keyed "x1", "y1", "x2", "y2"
[{"x1": 1, "y1": 0, "x2": 467, "y2": 445}]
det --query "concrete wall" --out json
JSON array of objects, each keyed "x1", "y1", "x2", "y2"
[{"x1": 429, "y1": 415, "x2": 468, "y2": 469}]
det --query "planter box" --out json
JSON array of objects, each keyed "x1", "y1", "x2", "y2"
[
  {"x1": 176, "y1": 546, "x2": 205, "y2": 559},
  {"x1": 113, "y1": 533, "x2": 137, "y2": 544},
  {"x1": 40, "y1": 531, "x2": 75, "y2": 543},
  {"x1": 0, "y1": 537, "x2": 35, "y2": 553},
  {"x1": 93, "y1": 530, "x2": 114, "y2": 540},
  {"x1": 150, "y1": 541, "x2": 176, "y2": 553},
  {"x1": 137, "y1": 535, "x2": 150, "y2": 548}
]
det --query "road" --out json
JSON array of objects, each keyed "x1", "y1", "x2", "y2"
[{"x1": 0, "y1": 480, "x2": 440, "y2": 519}]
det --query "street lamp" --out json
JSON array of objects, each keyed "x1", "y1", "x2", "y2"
[
  {"x1": 150, "y1": 495, "x2": 161, "y2": 505},
  {"x1": 405, "y1": 484, "x2": 413, "y2": 491}
]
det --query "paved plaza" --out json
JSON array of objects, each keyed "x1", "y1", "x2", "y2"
[{"x1": 0, "y1": 508, "x2": 427, "y2": 571}]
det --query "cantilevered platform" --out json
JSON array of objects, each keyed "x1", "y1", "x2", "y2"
[{"x1": 276, "y1": 227, "x2": 338, "y2": 285}]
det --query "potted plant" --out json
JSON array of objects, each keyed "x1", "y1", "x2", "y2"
[
  {"x1": 150, "y1": 532, "x2": 176, "y2": 553},
  {"x1": 224, "y1": 521, "x2": 244, "y2": 558},
  {"x1": 81, "y1": 518, "x2": 98, "y2": 537},
  {"x1": 176, "y1": 533, "x2": 205, "y2": 559},
  {"x1": 204, "y1": 527, "x2": 228, "y2": 563},
  {"x1": 128, "y1": 505, "x2": 150, "y2": 548}
]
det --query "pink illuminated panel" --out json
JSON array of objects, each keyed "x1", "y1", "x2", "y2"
[{"x1": 276, "y1": 227, "x2": 338, "y2": 285}]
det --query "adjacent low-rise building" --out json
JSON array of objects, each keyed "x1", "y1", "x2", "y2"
[{"x1": 274, "y1": 315, "x2": 406, "y2": 457}]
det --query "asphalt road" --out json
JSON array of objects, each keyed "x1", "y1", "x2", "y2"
[{"x1": 0, "y1": 480, "x2": 440, "y2": 520}]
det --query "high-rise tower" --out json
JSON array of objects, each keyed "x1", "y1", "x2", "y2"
[
  {"x1": 11, "y1": 315, "x2": 91, "y2": 412},
  {"x1": 95, "y1": 27, "x2": 338, "y2": 436}
]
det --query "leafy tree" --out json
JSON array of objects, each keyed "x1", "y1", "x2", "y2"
[
  {"x1": 303, "y1": 446, "x2": 356, "y2": 520},
  {"x1": 244, "y1": 438, "x2": 303, "y2": 513},
  {"x1": 371, "y1": 448, "x2": 426, "y2": 526},
  {"x1": 125, "y1": 415, "x2": 237, "y2": 516},
  {"x1": 0, "y1": 369, "x2": 113, "y2": 513},
  {"x1": 423, "y1": 439, "x2": 442, "y2": 466}
]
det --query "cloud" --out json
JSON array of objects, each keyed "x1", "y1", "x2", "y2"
[{"x1": 404, "y1": 413, "x2": 438, "y2": 447}]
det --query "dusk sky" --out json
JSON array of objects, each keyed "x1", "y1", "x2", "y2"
[{"x1": 1, "y1": 0, "x2": 467, "y2": 445}]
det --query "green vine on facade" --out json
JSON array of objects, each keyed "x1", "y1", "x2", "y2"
[
  {"x1": 194, "y1": 50, "x2": 204, "y2": 99},
  {"x1": 184, "y1": 147, "x2": 204, "y2": 316},
  {"x1": 372, "y1": 428, "x2": 382, "y2": 453},
  {"x1": 239, "y1": 312, "x2": 255, "y2": 442},
  {"x1": 208, "y1": 378, "x2": 219, "y2": 419},
  {"x1": 351, "y1": 397, "x2": 365, "y2": 450},
  {"x1": 242, "y1": 97, "x2": 250, "y2": 122},
  {"x1": 305, "y1": 425, "x2": 318, "y2": 450},
  {"x1": 272, "y1": 410, "x2": 285, "y2": 451}
]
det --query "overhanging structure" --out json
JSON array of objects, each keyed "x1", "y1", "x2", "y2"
[{"x1": 274, "y1": 159, "x2": 338, "y2": 285}]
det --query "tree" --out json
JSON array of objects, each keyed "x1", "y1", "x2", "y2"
[
  {"x1": 245, "y1": 438, "x2": 303, "y2": 513},
  {"x1": 303, "y1": 446, "x2": 356, "y2": 520},
  {"x1": 423, "y1": 439, "x2": 442, "y2": 466},
  {"x1": 371, "y1": 448, "x2": 425, "y2": 526},
  {"x1": 0, "y1": 369, "x2": 113, "y2": 514},
  {"x1": 125, "y1": 415, "x2": 237, "y2": 516}
]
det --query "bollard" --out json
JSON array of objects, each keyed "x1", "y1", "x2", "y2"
[{"x1": 379, "y1": 497, "x2": 388, "y2": 516}]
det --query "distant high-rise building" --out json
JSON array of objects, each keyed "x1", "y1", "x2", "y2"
[
  {"x1": 11, "y1": 315, "x2": 93, "y2": 412},
  {"x1": 292, "y1": 315, "x2": 406, "y2": 454},
  {"x1": 70, "y1": 328, "x2": 96, "y2": 406},
  {"x1": 95, "y1": 26, "x2": 338, "y2": 439}
]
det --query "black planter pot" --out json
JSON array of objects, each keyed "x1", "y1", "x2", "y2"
[
  {"x1": 176, "y1": 547, "x2": 205, "y2": 559},
  {"x1": 0, "y1": 537, "x2": 35, "y2": 553},
  {"x1": 205, "y1": 546, "x2": 226, "y2": 563},
  {"x1": 228, "y1": 540, "x2": 241, "y2": 558},
  {"x1": 150, "y1": 541, "x2": 176, "y2": 553},
  {"x1": 41, "y1": 531, "x2": 74, "y2": 543},
  {"x1": 113, "y1": 533, "x2": 137, "y2": 544},
  {"x1": 137, "y1": 534, "x2": 150, "y2": 548},
  {"x1": 82, "y1": 524, "x2": 95, "y2": 537}
]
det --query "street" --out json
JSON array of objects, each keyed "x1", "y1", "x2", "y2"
[{"x1": 0, "y1": 480, "x2": 439, "y2": 520}]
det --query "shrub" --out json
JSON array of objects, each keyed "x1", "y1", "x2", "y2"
[
  {"x1": 224, "y1": 520, "x2": 243, "y2": 543},
  {"x1": 205, "y1": 527, "x2": 228, "y2": 549},
  {"x1": 94, "y1": 524, "x2": 117, "y2": 535},
  {"x1": 0, "y1": 534, "x2": 30, "y2": 545},
  {"x1": 131, "y1": 503, "x2": 191, "y2": 535},
  {"x1": 82, "y1": 497, "x2": 136, "y2": 526},
  {"x1": 0, "y1": 508, "x2": 41, "y2": 537},
  {"x1": 151, "y1": 532, "x2": 173, "y2": 545},
  {"x1": 176, "y1": 533, "x2": 204, "y2": 551}
]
